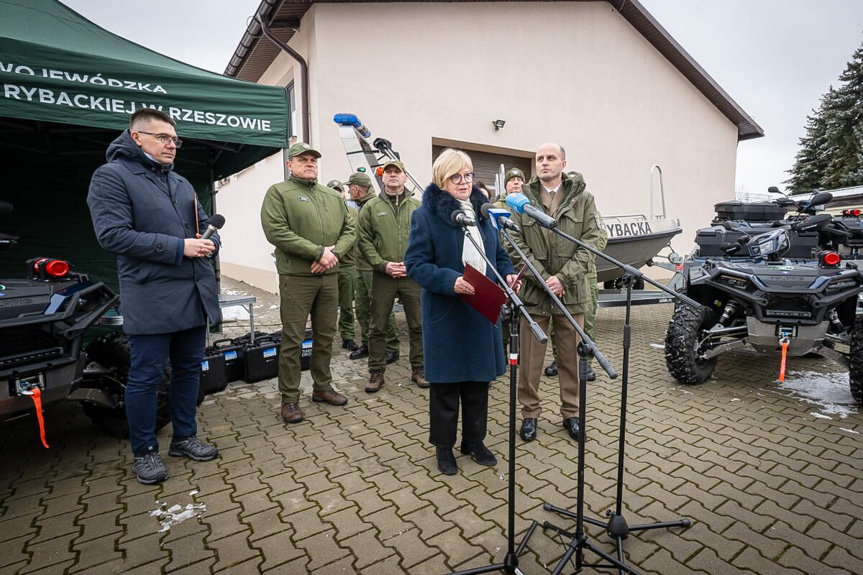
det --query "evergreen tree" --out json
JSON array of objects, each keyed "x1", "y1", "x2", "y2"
[{"x1": 786, "y1": 41, "x2": 863, "y2": 193}]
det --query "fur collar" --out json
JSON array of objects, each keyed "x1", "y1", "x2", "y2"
[{"x1": 422, "y1": 184, "x2": 489, "y2": 227}]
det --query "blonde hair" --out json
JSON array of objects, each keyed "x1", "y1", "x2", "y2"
[{"x1": 432, "y1": 148, "x2": 473, "y2": 189}]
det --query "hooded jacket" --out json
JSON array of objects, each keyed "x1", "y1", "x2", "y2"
[
  {"x1": 405, "y1": 184, "x2": 515, "y2": 383},
  {"x1": 87, "y1": 130, "x2": 221, "y2": 335},
  {"x1": 507, "y1": 171, "x2": 602, "y2": 315}
]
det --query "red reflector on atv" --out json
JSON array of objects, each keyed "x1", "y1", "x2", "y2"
[
  {"x1": 821, "y1": 251, "x2": 841, "y2": 267},
  {"x1": 31, "y1": 258, "x2": 70, "y2": 279},
  {"x1": 842, "y1": 209, "x2": 861, "y2": 217}
]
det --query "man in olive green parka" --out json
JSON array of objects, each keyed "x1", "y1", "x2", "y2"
[
  {"x1": 357, "y1": 160, "x2": 427, "y2": 392},
  {"x1": 261, "y1": 143, "x2": 356, "y2": 424},
  {"x1": 506, "y1": 143, "x2": 602, "y2": 444}
]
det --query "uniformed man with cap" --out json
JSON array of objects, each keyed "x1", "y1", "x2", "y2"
[
  {"x1": 261, "y1": 142, "x2": 356, "y2": 424},
  {"x1": 328, "y1": 178, "x2": 361, "y2": 352},
  {"x1": 494, "y1": 167, "x2": 526, "y2": 209},
  {"x1": 344, "y1": 172, "x2": 401, "y2": 363},
  {"x1": 357, "y1": 159, "x2": 428, "y2": 392}
]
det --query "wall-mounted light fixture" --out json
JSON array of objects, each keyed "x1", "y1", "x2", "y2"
[{"x1": 492, "y1": 119, "x2": 506, "y2": 131}]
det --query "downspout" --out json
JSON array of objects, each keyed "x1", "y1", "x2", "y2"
[{"x1": 256, "y1": 13, "x2": 310, "y2": 147}]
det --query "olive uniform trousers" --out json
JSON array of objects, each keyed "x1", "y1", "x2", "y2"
[
  {"x1": 368, "y1": 273, "x2": 423, "y2": 372},
  {"x1": 337, "y1": 265, "x2": 358, "y2": 341},
  {"x1": 278, "y1": 274, "x2": 339, "y2": 404},
  {"x1": 356, "y1": 269, "x2": 399, "y2": 352}
]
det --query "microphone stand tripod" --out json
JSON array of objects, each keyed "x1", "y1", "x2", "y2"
[
  {"x1": 538, "y1": 224, "x2": 700, "y2": 574},
  {"x1": 496, "y1": 226, "x2": 638, "y2": 574},
  {"x1": 449, "y1": 221, "x2": 547, "y2": 575}
]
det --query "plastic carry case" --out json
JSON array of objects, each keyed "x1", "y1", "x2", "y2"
[
  {"x1": 199, "y1": 348, "x2": 229, "y2": 394},
  {"x1": 243, "y1": 332, "x2": 281, "y2": 383},
  {"x1": 212, "y1": 338, "x2": 245, "y2": 383},
  {"x1": 301, "y1": 328, "x2": 313, "y2": 371}
]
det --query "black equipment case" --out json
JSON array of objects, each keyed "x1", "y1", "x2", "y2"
[{"x1": 243, "y1": 332, "x2": 281, "y2": 383}]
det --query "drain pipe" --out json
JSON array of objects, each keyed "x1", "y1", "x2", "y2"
[{"x1": 256, "y1": 13, "x2": 310, "y2": 146}]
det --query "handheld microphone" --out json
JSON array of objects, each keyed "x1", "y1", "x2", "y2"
[
  {"x1": 480, "y1": 203, "x2": 521, "y2": 232},
  {"x1": 0, "y1": 201, "x2": 12, "y2": 215},
  {"x1": 506, "y1": 193, "x2": 557, "y2": 229},
  {"x1": 451, "y1": 210, "x2": 476, "y2": 227},
  {"x1": 201, "y1": 214, "x2": 225, "y2": 240}
]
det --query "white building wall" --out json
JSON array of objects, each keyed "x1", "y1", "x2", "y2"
[{"x1": 219, "y1": 2, "x2": 740, "y2": 292}]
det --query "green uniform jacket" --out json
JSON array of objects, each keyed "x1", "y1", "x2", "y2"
[
  {"x1": 507, "y1": 172, "x2": 602, "y2": 315},
  {"x1": 261, "y1": 175, "x2": 356, "y2": 276},
  {"x1": 340, "y1": 200, "x2": 360, "y2": 269},
  {"x1": 357, "y1": 189, "x2": 420, "y2": 273},
  {"x1": 352, "y1": 192, "x2": 377, "y2": 272}
]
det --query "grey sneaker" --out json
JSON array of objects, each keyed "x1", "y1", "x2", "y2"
[
  {"x1": 133, "y1": 452, "x2": 168, "y2": 485},
  {"x1": 168, "y1": 436, "x2": 219, "y2": 461}
]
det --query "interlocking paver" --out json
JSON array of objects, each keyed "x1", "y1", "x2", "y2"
[{"x1": 2, "y1": 281, "x2": 861, "y2": 574}]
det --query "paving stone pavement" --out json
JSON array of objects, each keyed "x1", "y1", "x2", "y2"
[{"x1": 1, "y1": 276, "x2": 862, "y2": 574}]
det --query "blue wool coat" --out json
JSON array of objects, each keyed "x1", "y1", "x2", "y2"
[
  {"x1": 405, "y1": 185, "x2": 516, "y2": 383},
  {"x1": 87, "y1": 131, "x2": 221, "y2": 335}
]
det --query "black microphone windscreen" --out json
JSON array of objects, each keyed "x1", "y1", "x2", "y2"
[
  {"x1": 479, "y1": 203, "x2": 493, "y2": 219},
  {"x1": 208, "y1": 214, "x2": 226, "y2": 229},
  {"x1": 0, "y1": 201, "x2": 12, "y2": 215}
]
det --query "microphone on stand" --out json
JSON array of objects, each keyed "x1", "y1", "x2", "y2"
[
  {"x1": 201, "y1": 214, "x2": 225, "y2": 240},
  {"x1": 480, "y1": 203, "x2": 521, "y2": 233},
  {"x1": 506, "y1": 193, "x2": 557, "y2": 229},
  {"x1": 451, "y1": 210, "x2": 476, "y2": 227}
]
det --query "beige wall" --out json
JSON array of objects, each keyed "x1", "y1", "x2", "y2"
[{"x1": 220, "y1": 1, "x2": 739, "y2": 292}]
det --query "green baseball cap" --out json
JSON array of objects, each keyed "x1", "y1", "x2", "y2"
[
  {"x1": 381, "y1": 159, "x2": 406, "y2": 172},
  {"x1": 505, "y1": 168, "x2": 526, "y2": 185},
  {"x1": 346, "y1": 172, "x2": 372, "y2": 188},
  {"x1": 326, "y1": 179, "x2": 344, "y2": 191},
  {"x1": 287, "y1": 142, "x2": 321, "y2": 159}
]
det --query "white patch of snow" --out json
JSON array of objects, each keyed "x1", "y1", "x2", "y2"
[
  {"x1": 810, "y1": 412, "x2": 833, "y2": 420},
  {"x1": 221, "y1": 305, "x2": 250, "y2": 322},
  {"x1": 840, "y1": 428, "x2": 860, "y2": 435},
  {"x1": 774, "y1": 370, "x2": 858, "y2": 418},
  {"x1": 151, "y1": 500, "x2": 207, "y2": 533}
]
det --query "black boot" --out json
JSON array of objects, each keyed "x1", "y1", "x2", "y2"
[
  {"x1": 350, "y1": 344, "x2": 369, "y2": 360},
  {"x1": 435, "y1": 447, "x2": 458, "y2": 475}
]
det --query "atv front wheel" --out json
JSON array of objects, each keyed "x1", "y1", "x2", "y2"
[
  {"x1": 81, "y1": 331, "x2": 172, "y2": 437},
  {"x1": 665, "y1": 304, "x2": 718, "y2": 385},
  {"x1": 848, "y1": 316, "x2": 863, "y2": 404}
]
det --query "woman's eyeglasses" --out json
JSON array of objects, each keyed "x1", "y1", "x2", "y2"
[{"x1": 449, "y1": 172, "x2": 475, "y2": 184}]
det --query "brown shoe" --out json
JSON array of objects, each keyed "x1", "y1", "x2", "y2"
[
  {"x1": 365, "y1": 370, "x2": 384, "y2": 393},
  {"x1": 281, "y1": 403, "x2": 304, "y2": 424},
  {"x1": 312, "y1": 389, "x2": 348, "y2": 406},
  {"x1": 411, "y1": 366, "x2": 429, "y2": 389}
]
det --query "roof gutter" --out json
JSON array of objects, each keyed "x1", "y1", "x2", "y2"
[{"x1": 255, "y1": 12, "x2": 310, "y2": 144}]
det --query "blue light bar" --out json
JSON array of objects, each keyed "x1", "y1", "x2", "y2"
[{"x1": 333, "y1": 113, "x2": 371, "y2": 138}]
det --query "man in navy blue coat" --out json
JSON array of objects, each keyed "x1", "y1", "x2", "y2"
[{"x1": 88, "y1": 109, "x2": 221, "y2": 485}]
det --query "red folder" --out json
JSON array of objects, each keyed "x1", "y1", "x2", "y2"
[{"x1": 459, "y1": 264, "x2": 507, "y2": 323}]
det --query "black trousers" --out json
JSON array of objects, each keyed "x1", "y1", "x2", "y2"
[{"x1": 429, "y1": 382, "x2": 490, "y2": 449}]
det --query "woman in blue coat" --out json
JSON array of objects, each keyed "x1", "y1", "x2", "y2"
[{"x1": 405, "y1": 149, "x2": 517, "y2": 475}]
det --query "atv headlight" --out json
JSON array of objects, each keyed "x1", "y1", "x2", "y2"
[{"x1": 719, "y1": 274, "x2": 748, "y2": 289}]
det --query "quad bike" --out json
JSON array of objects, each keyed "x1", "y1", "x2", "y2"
[
  {"x1": 0, "y1": 202, "x2": 172, "y2": 443},
  {"x1": 665, "y1": 191, "x2": 863, "y2": 404}
]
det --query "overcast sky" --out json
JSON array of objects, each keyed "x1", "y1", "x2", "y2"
[{"x1": 60, "y1": 0, "x2": 863, "y2": 197}]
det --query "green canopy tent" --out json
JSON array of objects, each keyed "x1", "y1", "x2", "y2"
[{"x1": 0, "y1": 0, "x2": 289, "y2": 283}]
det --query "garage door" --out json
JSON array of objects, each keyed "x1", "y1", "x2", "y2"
[{"x1": 432, "y1": 146, "x2": 532, "y2": 201}]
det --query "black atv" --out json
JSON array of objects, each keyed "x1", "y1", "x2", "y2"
[
  {"x1": 665, "y1": 191, "x2": 863, "y2": 404},
  {"x1": 0, "y1": 202, "x2": 172, "y2": 442}
]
